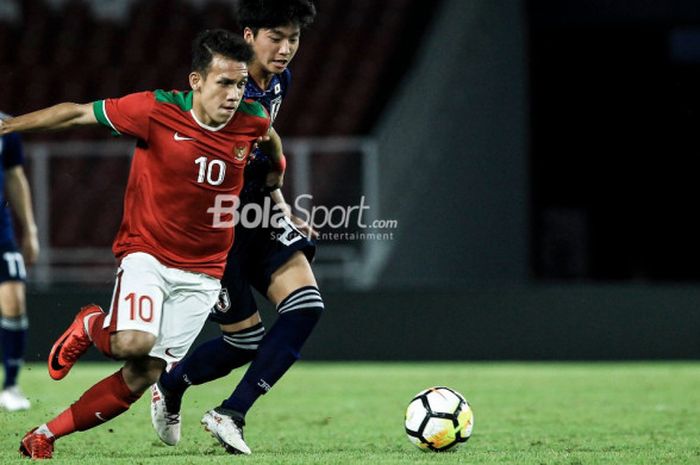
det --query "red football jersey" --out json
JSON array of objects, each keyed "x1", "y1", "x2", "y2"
[{"x1": 93, "y1": 90, "x2": 270, "y2": 278}]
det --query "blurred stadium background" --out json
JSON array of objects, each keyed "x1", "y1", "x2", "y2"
[{"x1": 2, "y1": 0, "x2": 700, "y2": 361}]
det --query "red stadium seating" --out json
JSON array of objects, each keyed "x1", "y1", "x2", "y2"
[
  {"x1": 1, "y1": 0, "x2": 435, "y2": 135},
  {"x1": 2, "y1": 0, "x2": 438, "y2": 255}
]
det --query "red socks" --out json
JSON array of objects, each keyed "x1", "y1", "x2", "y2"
[
  {"x1": 86, "y1": 312, "x2": 112, "y2": 357},
  {"x1": 46, "y1": 369, "x2": 141, "y2": 438}
]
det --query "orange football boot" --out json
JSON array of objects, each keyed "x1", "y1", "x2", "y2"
[
  {"x1": 19, "y1": 428, "x2": 55, "y2": 459},
  {"x1": 48, "y1": 304, "x2": 104, "y2": 380}
]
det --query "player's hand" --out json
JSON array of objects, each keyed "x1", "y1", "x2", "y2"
[
  {"x1": 252, "y1": 134, "x2": 271, "y2": 151},
  {"x1": 21, "y1": 229, "x2": 40, "y2": 266},
  {"x1": 266, "y1": 170, "x2": 284, "y2": 190},
  {"x1": 290, "y1": 214, "x2": 319, "y2": 240}
]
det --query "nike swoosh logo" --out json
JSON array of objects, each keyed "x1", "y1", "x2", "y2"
[
  {"x1": 174, "y1": 132, "x2": 195, "y2": 141},
  {"x1": 164, "y1": 348, "x2": 177, "y2": 358},
  {"x1": 50, "y1": 334, "x2": 70, "y2": 371},
  {"x1": 95, "y1": 412, "x2": 106, "y2": 422}
]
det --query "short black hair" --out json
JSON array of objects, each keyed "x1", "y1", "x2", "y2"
[
  {"x1": 237, "y1": 0, "x2": 316, "y2": 32},
  {"x1": 191, "y1": 29, "x2": 254, "y2": 76}
]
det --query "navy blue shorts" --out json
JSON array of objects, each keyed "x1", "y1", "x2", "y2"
[
  {"x1": 209, "y1": 212, "x2": 316, "y2": 325},
  {"x1": 0, "y1": 243, "x2": 26, "y2": 284}
]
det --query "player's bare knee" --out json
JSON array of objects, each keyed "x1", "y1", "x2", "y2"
[
  {"x1": 111, "y1": 330, "x2": 156, "y2": 359},
  {"x1": 267, "y1": 252, "x2": 317, "y2": 305},
  {"x1": 0, "y1": 282, "x2": 26, "y2": 317},
  {"x1": 123, "y1": 357, "x2": 165, "y2": 392}
]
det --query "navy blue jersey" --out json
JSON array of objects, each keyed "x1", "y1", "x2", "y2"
[
  {"x1": 0, "y1": 112, "x2": 23, "y2": 248},
  {"x1": 241, "y1": 69, "x2": 291, "y2": 200}
]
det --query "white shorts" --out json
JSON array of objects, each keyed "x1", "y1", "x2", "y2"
[{"x1": 103, "y1": 252, "x2": 220, "y2": 363}]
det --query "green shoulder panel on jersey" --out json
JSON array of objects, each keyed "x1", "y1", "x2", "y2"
[
  {"x1": 237, "y1": 100, "x2": 269, "y2": 120},
  {"x1": 154, "y1": 90, "x2": 193, "y2": 112},
  {"x1": 92, "y1": 100, "x2": 120, "y2": 135}
]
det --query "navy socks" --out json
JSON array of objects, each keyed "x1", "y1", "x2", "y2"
[
  {"x1": 221, "y1": 286, "x2": 323, "y2": 417},
  {"x1": 158, "y1": 322, "x2": 265, "y2": 410},
  {"x1": 1, "y1": 315, "x2": 28, "y2": 389}
]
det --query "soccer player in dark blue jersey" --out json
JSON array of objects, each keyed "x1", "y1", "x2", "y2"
[
  {"x1": 151, "y1": 0, "x2": 320, "y2": 455},
  {"x1": 0, "y1": 112, "x2": 39, "y2": 412}
]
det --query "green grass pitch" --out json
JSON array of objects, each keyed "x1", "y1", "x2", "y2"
[{"x1": 1, "y1": 362, "x2": 699, "y2": 464}]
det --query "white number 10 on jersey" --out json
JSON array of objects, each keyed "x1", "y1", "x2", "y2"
[{"x1": 195, "y1": 156, "x2": 226, "y2": 186}]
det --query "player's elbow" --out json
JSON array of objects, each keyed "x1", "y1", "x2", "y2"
[
  {"x1": 60, "y1": 102, "x2": 96, "y2": 127},
  {"x1": 37, "y1": 102, "x2": 95, "y2": 130}
]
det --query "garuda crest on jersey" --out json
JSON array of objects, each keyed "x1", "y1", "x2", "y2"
[{"x1": 234, "y1": 142, "x2": 249, "y2": 161}]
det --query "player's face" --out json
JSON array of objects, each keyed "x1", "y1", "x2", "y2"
[
  {"x1": 244, "y1": 24, "x2": 301, "y2": 74},
  {"x1": 191, "y1": 54, "x2": 249, "y2": 125}
]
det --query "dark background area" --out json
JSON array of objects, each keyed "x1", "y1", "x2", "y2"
[
  {"x1": 3, "y1": 0, "x2": 700, "y2": 360},
  {"x1": 0, "y1": 0, "x2": 437, "y2": 137},
  {"x1": 528, "y1": 0, "x2": 700, "y2": 281},
  {"x1": 25, "y1": 284, "x2": 700, "y2": 361}
]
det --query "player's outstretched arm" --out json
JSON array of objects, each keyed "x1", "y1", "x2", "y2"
[{"x1": 0, "y1": 103, "x2": 97, "y2": 135}]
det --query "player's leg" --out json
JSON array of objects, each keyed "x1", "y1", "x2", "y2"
[
  {"x1": 153, "y1": 226, "x2": 261, "y2": 443},
  {"x1": 157, "y1": 223, "x2": 261, "y2": 398},
  {"x1": 183, "y1": 313, "x2": 263, "y2": 454},
  {"x1": 157, "y1": 264, "x2": 263, "y2": 394},
  {"x1": 47, "y1": 253, "x2": 166, "y2": 380},
  {"x1": 149, "y1": 267, "x2": 221, "y2": 446},
  {"x1": 156, "y1": 311, "x2": 263, "y2": 404},
  {"x1": 153, "y1": 263, "x2": 263, "y2": 445},
  {"x1": 0, "y1": 249, "x2": 29, "y2": 412},
  {"x1": 19, "y1": 253, "x2": 171, "y2": 458},
  {"x1": 202, "y1": 254, "x2": 322, "y2": 454},
  {"x1": 93, "y1": 251, "x2": 204, "y2": 393},
  {"x1": 18, "y1": 364, "x2": 145, "y2": 459},
  {"x1": 0, "y1": 278, "x2": 30, "y2": 411},
  {"x1": 217, "y1": 250, "x2": 322, "y2": 423},
  {"x1": 152, "y1": 314, "x2": 263, "y2": 447},
  {"x1": 201, "y1": 217, "x2": 321, "y2": 454}
]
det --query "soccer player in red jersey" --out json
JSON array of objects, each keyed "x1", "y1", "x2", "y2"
[
  {"x1": 151, "y1": 0, "x2": 322, "y2": 455},
  {"x1": 0, "y1": 29, "x2": 276, "y2": 459}
]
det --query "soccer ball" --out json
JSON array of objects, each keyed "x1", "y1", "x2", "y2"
[{"x1": 404, "y1": 386, "x2": 473, "y2": 452}]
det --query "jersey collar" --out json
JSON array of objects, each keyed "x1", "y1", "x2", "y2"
[{"x1": 189, "y1": 109, "x2": 233, "y2": 132}]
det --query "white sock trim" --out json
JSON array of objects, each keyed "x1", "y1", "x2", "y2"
[
  {"x1": 83, "y1": 312, "x2": 100, "y2": 341},
  {"x1": 35, "y1": 424, "x2": 54, "y2": 438}
]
